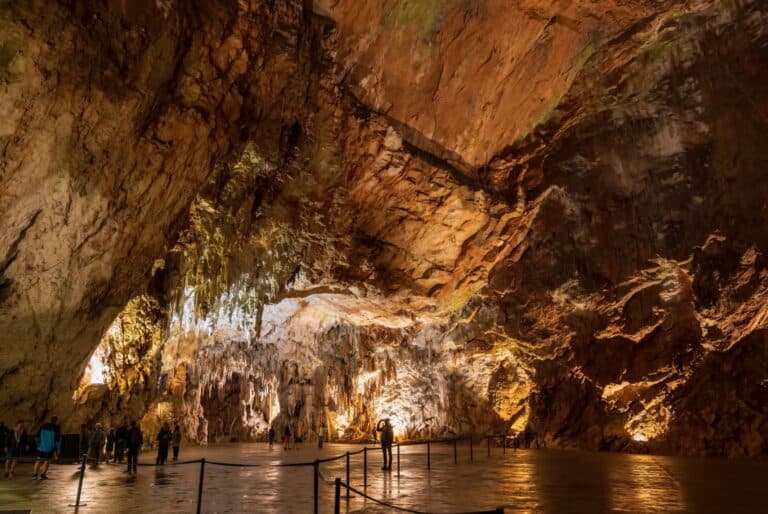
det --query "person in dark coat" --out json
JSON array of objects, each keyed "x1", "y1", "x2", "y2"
[
  {"x1": 78, "y1": 423, "x2": 90, "y2": 460},
  {"x1": 171, "y1": 424, "x2": 182, "y2": 462},
  {"x1": 376, "y1": 418, "x2": 394, "y2": 471},
  {"x1": 0, "y1": 421, "x2": 8, "y2": 461},
  {"x1": 156, "y1": 422, "x2": 172, "y2": 465},
  {"x1": 282, "y1": 425, "x2": 291, "y2": 450},
  {"x1": 4, "y1": 420, "x2": 24, "y2": 478},
  {"x1": 114, "y1": 419, "x2": 128, "y2": 463},
  {"x1": 106, "y1": 428, "x2": 115, "y2": 461},
  {"x1": 126, "y1": 421, "x2": 143, "y2": 474}
]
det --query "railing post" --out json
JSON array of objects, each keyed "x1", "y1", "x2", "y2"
[
  {"x1": 453, "y1": 438, "x2": 457, "y2": 464},
  {"x1": 470, "y1": 437, "x2": 474, "y2": 462},
  {"x1": 334, "y1": 477, "x2": 341, "y2": 514},
  {"x1": 196, "y1": 458, "x2": 206, "y2": 514},
  {"x1": 503, "y1": 435, "x2": 506, "y2": 454},
  {"x1": 427, "y1": 440, "x2": 431, "y2": 470},
  {"x1": 313, "y1": 460, "x2": 319, "y2": 514},
  {"x1": 345, "y1": 451, "x2": 350, "y2": 499},
  {"x1": 396, "y1": 444, "x2": 400, "y2": 476},
  {"x1": 363, "y1": 447, "x2": 368, "y2": 488},
  {"x1": 69, "y1": 453, "x2": 87, "y2": 508},
  {"x1": 487, "y1": 436, "x2": 491, "y2": 457}
]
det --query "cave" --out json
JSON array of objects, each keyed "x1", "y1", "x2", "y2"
[{"x1": 1, "y1": 0, "x2": 768, "y2": 511}]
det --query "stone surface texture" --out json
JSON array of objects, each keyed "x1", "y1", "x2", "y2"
[{"x1": 1, "y1": 0, "x2": 768, "y2": 457}]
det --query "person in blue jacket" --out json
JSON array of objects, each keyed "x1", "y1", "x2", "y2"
[{"x1": 33, "y1": 416, "x2": 61, "y2": 480}]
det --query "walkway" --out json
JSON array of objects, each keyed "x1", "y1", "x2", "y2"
[{"x1": 0, "y1": 442, "x2": 766, "y2": 513}]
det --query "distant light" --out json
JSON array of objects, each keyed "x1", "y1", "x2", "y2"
[
  {"x1": 633, "y1": 433, "x2": 649, "y2": 442},
  {"x1": 335, "y1": 414, "x2": 350, "y2": 430},
  {"x1": 86, "y1": 349, "x2": 107, "y2": 385}
]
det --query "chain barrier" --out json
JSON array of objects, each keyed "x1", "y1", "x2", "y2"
[
  {"x1": 4, "y1": 434, "x2": 511, "y2": 512},
  {"x1": 339, "y1": 480, "x2": 504, "y2": 514}
]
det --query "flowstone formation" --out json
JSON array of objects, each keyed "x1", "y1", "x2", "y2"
[{"x1": 2, "y1": 0, "x2": 768, "y2": 458}]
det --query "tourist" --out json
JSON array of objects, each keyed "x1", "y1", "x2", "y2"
[
  {"x1": 156, "y1": 422, "x2": 172, "y2": 465},
  {"x1": 317, "y1": 422, "x2": 327, "y2": 449},
  {"x1": 376, "y1": 418, "x2": 394, "y2": 471},
  {"x1": 89, "y1": 423, "x2": 106, "y2": 466},
  {"x1": 115, "y1": 419, "x2": 128, "y2": 462},
  {"x1": 0, "y1": 421, "x2": 7, "y2": 461},
  {"x1": 171, "y1": 423, "x2": 181, "y2": 462},
  {"x1": 106, "y1": 427, "x2": 115, "y2": 461},
  {"x1": 33, "y1": 415, "x2": 61, "y2": 480},
  {"x1": 126, "y1": 421, "x2": 143, "y2": 474},
  {"x1": 78, "y1": 423, "x2": 90, "y2": 460},
  {"x1": 4, "y1": 420, "x2": 24, "y2": 478},
  {"x1": 283, "y1": 425, "x2": 291, "y2": 450},
  {"x1": 268, "y1": 426, "x2": 276, "y2": 449}
]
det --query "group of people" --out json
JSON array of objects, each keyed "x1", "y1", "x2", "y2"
[
  {"x1": 0, "y1": 416, "x2": 185, "y2": 480},
  {"x1": 80, "y1": 419, "x2": 182, "y2": 473},
  {"x1": 266, "y1": 421, "x2": 330, "y2": 451},
  {"x1": 1, "y1": 419, "x2": 28, "y2": 478},
  {"x1": 80, "y1": 419, "x2": 147, "y2": 473},
  {"x1": 4, "y1": 413, "x2": 399, "y2": 480},
  {"x1": 1, "y1": 416, "x2": 60, "y2": 480},
  {"x1": 154, "y1": 421, "x2": 182, "y2": 465},
  {"x1": 268, "y1": 425, "x2": 298, "y2": 450}
]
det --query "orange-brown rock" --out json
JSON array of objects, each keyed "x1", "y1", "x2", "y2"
[{"x1": 2, "y1": 0, "x2": 768, "y2": 458}]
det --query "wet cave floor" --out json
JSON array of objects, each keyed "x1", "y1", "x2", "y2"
[{"x1": 1, "y1": 443, "x2": 767, "y2": 513}]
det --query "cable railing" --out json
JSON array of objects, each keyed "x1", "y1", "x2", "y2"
[{"x1": 9, "y1": 434, "x2": 513, "y2": 512}]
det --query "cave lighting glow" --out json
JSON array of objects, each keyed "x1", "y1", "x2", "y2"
[
  {"x1": 334, "y1": 413, "x2": 350, "y2": 431},
  {"x1": 269, "y1": 394, "x2": 281, "y2": 424},
  {"x1": 632, "y1": 433, "x2": 649, "y2": 443}
]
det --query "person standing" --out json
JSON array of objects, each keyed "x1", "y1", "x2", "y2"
[
  {"x1": 4, "y1": 420, "x2": 24, "y2": 478},
  {"x1": 282, "y1": 425, "x2": 291, "y2": 451},
  {"x1": 0, "y1": 421, "x2": 8, "y2": 461},
  {"x1": 78, "y1": 423, "x2": 90, "y2": 461},
  {"x1": 156, "y1": 422, "x2": 172, "y2": 465},
  {"x1": 268, "y1": 426, "x2": 276, "y2": 449},
  {"x1": 114, "y1": 419, "x2": 128, "y2": 463},
  {"x1": 171, "y1": 424, "x2": 181, "y2": 462},
  {"x1": 376, "y1": 418, "x2": 394, "y2": 471},
  {"x1": 33, "y1": 416, "x2": 61, "y2": 480},
  {"x1": 317, "y1": 422, "x2": 327, "y2": 449},
  {"x1": 126, "y1": 421, "x2": 143, "y2": 474},
  {"x1": 89, "y1": 423, "x2": 106, "y2": 466},
  {"x1": 106, "y1": 428, "x2": 115, "y2": 462}
]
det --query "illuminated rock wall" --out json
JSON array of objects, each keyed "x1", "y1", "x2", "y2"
[
  {"x1": 2, "y1": 0, "x2": 768, "y2": 457},
  {"x1": 0, "y1": 0, "x2": 322, "y2": 426}
]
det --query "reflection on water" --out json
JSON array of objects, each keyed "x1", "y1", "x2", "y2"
[
  {"x1": 607, "y1": 454, "x2": 686, "y2": 512},
  {"x1": 0, "y1": 443, "x2": 766, "y2": 513}
]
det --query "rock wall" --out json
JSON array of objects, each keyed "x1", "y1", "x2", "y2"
[
  {"x1": 2, "y1": 0, "x2": 768, "y2": 457},
  {"x1": 0, "y1": 0, "x2": 318, "y2": 425}
]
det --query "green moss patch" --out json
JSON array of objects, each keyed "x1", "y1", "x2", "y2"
[{"x1": 381, "y1": 0, "x2": 450, "y2": 43}]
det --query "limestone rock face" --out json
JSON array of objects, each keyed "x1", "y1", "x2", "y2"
[
  {"x1": 0, "y1": 0, "x2": 315, "y2": 422},
  {"x1": 2, "y1": 0, "x2": 768, "y2": 457}
]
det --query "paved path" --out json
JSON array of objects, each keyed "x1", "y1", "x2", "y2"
[{"x1": 0, "y1": 442, "x2": 766, "y2": 513}]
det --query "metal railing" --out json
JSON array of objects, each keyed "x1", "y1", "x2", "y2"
[{"x1": 9, "y1": 434, "x2": 513, "y2": 512}]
